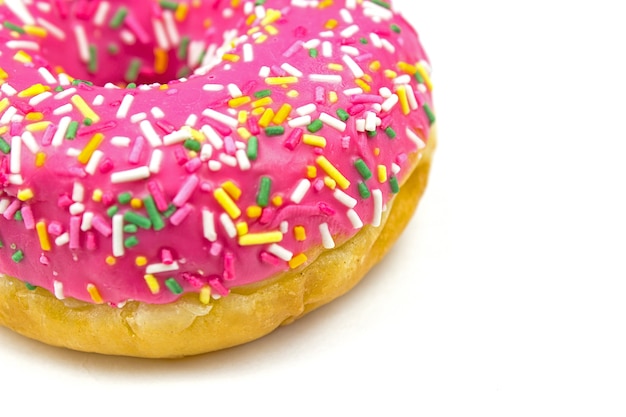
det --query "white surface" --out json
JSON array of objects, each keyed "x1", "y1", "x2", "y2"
[{"x1": 2, "y1": 1, "x2": 626, "y2": 415}]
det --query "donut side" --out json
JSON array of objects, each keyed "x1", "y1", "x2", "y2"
[{"x1": 0, "y1": 128, "x2": 435, "y2": 358}]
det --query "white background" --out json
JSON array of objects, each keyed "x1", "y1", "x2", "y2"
[{"x1": 2, "y1": 1, "x2": 625, "y2": 415}]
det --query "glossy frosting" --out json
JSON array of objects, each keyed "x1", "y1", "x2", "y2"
[{"x1": 0, "y1": 0, "x2": 434, "y2": 305}]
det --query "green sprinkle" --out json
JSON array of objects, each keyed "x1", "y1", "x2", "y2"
[
  {"x1": 389, "y1": 176, "x2": 400, "y2": 194},
  {"x1": 124, "y1": 236, "x2": 139, "y2": 248},
  {"x1": 358, "y1": 182, "x2": 371, "y2": 199},
  {"x1": 183, "y1": 139, "x2": 201, "y2": 152},
  {"x1": 178, "y1": 36, "x2": 190, "y2": 60},
  {"x1": 309, "y1": 48, "x2": 318, "y2": 58},
  {"x1": 125, "y1": 58, "x2": 141, "y2": 83},
  {"x1": 0, "y1": 137, "x2": 11, "y2": 154},
  {"x1": 354, "y1": 159, "x2": 373, "y2": 180},
  {"x1": 247, "y1": 136, "x2": 259, "y2": 160},
  {"x1": 159, "y1": 0, "x2": 179, "y2": 10},
  {"x1": 107, "y1": 205, "x2": 119, "y2": 217},
  {"x1": 257, "y1": 176, "x2": 272, "y2": 207},
  {"x1": 25, "y1": 282, "x2": 37, "y2": 291},
  {"x1": 367, "y1": 130, "x2": 377, "y2": 138},
  {"x1": 54, "y1": 86, "x2": 65, "y2": 92},
  {"x1": 265, "y1": 126, "x2": 285, "y2": 136},
  {"x1": 165, "y1": 277, "x2": 184, "y2": 295},
  {"x1": 88, "y1": 44, "x2": 98, "y2": 74},
  {"x1": 124, "y1": 224, "x2": 138, "y2": 234},
  {"x1": 13, "y1": 210, "x2": 22, "y2": 221},
  {"x1": 72, "y1": 79, "x2": 94, "y2": 86},
  {"x1": 385, "y1": 127, "x2": 397, "y2": 139},
  {"x1": 143, "y1": 196, "x2": 165, "y2": 231},
  {"x1": 83, "y1": 118, "x2": 93, "y2": 126},
  {"x1": 66, "y1": 121, "x2": 79, "y2": 140},
  {"x1": 107, "y1": 43, "x2": 120, "y2": 55},
  {"x1": 3, "y1": 21, "x2": 25, "y2": 34},
  {"x1": 371, "y1": 0, "x2": 391, "y2": 9},
  {"x1": 124, "y1": 211, "x2": 152, "y2": 229},
  {"x1": 109, "y1": 6, "x2": 128, "y2": 29},
  {"x1": 414, "y1": 70, "x2": 424, "y2": 84},
  {"x1": 163, "y1": 204, "x2": 176, "y2": 218},
  {"x1": 360, "y1": 38, "x2": 369, "y2": 44},
  {"x1": 0, "y1": 240, "x2": 3, "y2": 248},
  {"x1": 391, "y1": 24, "x2": 401, "y2": 34},
  {"x1": 118, "y1": 192, "x2": 133, "y2": 205},
  {"x1": 423, "y1": 104, "x2": 436, "y2": 125},
  {"x1": 255, "y1": 0, "x2": 267, "y2": 5},
  {"x1": 336, "y1": 109, "x2": 349, "y2": 122},
  {"x1": 12, "y1": 250, "x2": 24, "y2": 263},
  {"x1": 177, "y1": 66, "x2": 191, "y2": 79},
  {"x1": 307, "y1": 119, "x2": 323, "y2": 133},
  {"x1": 126, "y1": 83, "x2": 137, "y2": 89},
  {"x1": 254, "y1": 89, "x2": 272, "y2": 99},
  {"x1": 195, "y1": 49, "x2": 207, "y2": 66}
]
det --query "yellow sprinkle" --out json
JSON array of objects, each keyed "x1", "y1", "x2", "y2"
[
  {"x1": 0, "y1": 68, "x2": 7, "y2": 80},
  {"x1": 255, "y1": 34, "x2": 268, "y2": 44},
  {"x1": 416, "y1": 63, "x2": 433, "y2": 91},
  {"x1": 17, "y1": 188, "x2": 34, "y2": 201},
  {"x1": 272, "y1": 195, "x2": 283, "y2": 207},
  {"x1": 328, "y1": 63, "x2": 344, "y2": 71},
  {"x1": 306, "y1": 165, "x2": 317, "y2": 179},
  {"x1": 289, "y1": 253, "x2": 307, "y2": 269},
  {"x1": 237, "y1": 127, "x2": 252, "y2": 140},
  {"x1": 25, "y1": 112, "x2": 44, "y2": 121},
  {"x1": 87, "y1": 284, "x2": 104, "y2": 304},
  {"x1": 78, "y1": 133, "x2": 105, "y2": 164},
  {"x1": 159, "y1": 84, "x2": 169, "y2": 90},
  {"x1": 187, "y1": 127, "x2": 204, "y2": 142},
  {"x1": 246, "y1": 14, "x2": 257, "y2": 26},
  {"x1": 355, "y1": 78, "x2": 371, "y2": 93},
  {"x1": 0, "y1": 97, "x2": 9, "y2": 113},
  {"x1": 265, "y1": 76, "x2": 298, "y2": 85},
  {"x1": 36, "y1": 221, "x2": 51, "y2": 251},
  {"x1": 222, "y1": 180, "x2": 242, "y2": 200},
  {"x1": 0, "y1": 126, "x2": 7, "y2": 136},
  {"x1": 261, "y1": 9, "x2": 281, "y2": 26},
  {"x1": 71, "y1": 94, "x2": 100, "y2": 123},
  {"x1": 265, "y1": 25, "x2": 278, "y2": 35},
  {"x1": 135, "y1": 256, "x2": 148, "y2": 267},
  {"x1": 175, "y1": 3, "x2": 189, "y2": 21},
  {"x1": 397, "y1": 86, "x2": 410, "y2": 116},
  {"x1": 203, "y1": 19, "x2": 212, "y2": 28},
  {"x1": 378, "y1": 165, "x2": 388, "y2": 183},
  {"x1": 328, "y1": 91, "x2": 339, "y2": 103},
  {"x1": 258, "y1": 108, "x2": 275, "y2": 128},
  {"x1": 247, "y1": 205, "x2": 262, "y2": 218},
  {"x1": 324, "y1": 176, "x2": 337, "y2": 190},
  {"x1": 236, "y1": 222, "x2": 249, "y2": 236},
  {"x1": 384, "y1": 69, "x2": 398, "y2": 79},
  {"x1": 324, "y1": 19, "x2": 338, "y2": 30},
  {"x1": 130, "y1": 198, "x2": 143, "y2": 209},
  {"x1": 35, "y1": 152, "x2": 46, "y2": 167},
  {"x1": 319, "y1": 0, "x2": 333, "y2": 8},
  {"x1": 23, "y1": 25, "x2": 48, "y2": 38},
  {"x1": 251, "y1": 107, "x2": 266, "y2": 116},
  {"x1": 286, "y1": 90, "x2": 299, "y2": 98},
  {"x1": 316, "y1": 156, "x2": 350, "y2": 190},
  {"x1": 92, "y1": 189, "x2": 103, "y2": 202},
  {"x1": 228, "y1": 96, "x2": 252, "y2": 108},
  {"x1": 362, "y1": 74, "x2": 373, "y2": 83},
  {"x1": 238, "y1": 110, "x2": 248, "y2": 124},
  {"x1": 369, "y1": 60, "x2": 381, "y2": 72},
  {"x1": 222, "y1": 53, "x2": 240, "y2": 62},
  {"x1": 144, "y1": 274, "x2": 160, "y2": 294},
  {"x1": 25, "y1": 121, "x2": 50, "y2": 132},
  {"x1": 272, "y1": 103, "x2": 292, "y2": 124},
  {"x1": 398, "y1": 61, "x2": 418, "y2": 75},
  {"x1": 251, "y1": 96, "x2": 273, "y2": 108},
  {"x1": 303, "y1": 134, "x2": 327, "y2": 148},
  {"x1": 14, "y1": 51, "x2": 33, "y2": 64},
  {"x1": 18, "y1": 83, "x2": 48, "y2": 98},
  {"x1": 238, "y1": 231, "x2": 283, "y2": 246},
  {"x1": 199, "y1": 286, "x2": 212, "y2": 304},
  {"x1": 214, "y1": 188, "x2": 241, "y2": 219},
  {"x1": 294, "y1": 226, "x2": 306, "y2": 241},
  {"x1": 154, "y1": 48, "x2": 168, "y2": 75},
  {"x1": 105, "y1": 256, "x2": 116, "y2": 266}
]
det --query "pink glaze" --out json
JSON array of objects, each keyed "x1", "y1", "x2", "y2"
[{"x1": 0, "y1": 0, "x2": 434, "y2": 305}]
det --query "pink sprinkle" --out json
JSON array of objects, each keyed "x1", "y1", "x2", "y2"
[
  {"x1": 69, "y1": 216, "x2": 80, "y2": 249},
  {"x1": 354, "y1": 53, "x2": 374, "y2": 63},
  {"x1": 380, "y1": 115, "x2": 393, "y2": 130},
  {"x1": 57, "y1": 194, "x2": 73, "y2": 208},
  {"x1": 259, "y1": 207, "x2": 274, "y2": 225},
  {"x1": 315, "y1": 86, "x2": 325, "y2": 104},
  {"x1": 151, "y1": 2, "x2": 163, "y2": 18},
  {"x1": 282, "y1": 40, "x2": 303, "y2": 57},
  {"x1": 241, "y1": 80, "x2": 257, "y2": 95},
  {"x1": 91, "y1": 215, "x2": 112, "y2": 237},
  {"x1": 13, "y1": 101, "x2": 33, "y2": 115},
  {"x1": 312, "y1": 179, "x2": 325, "y2": 191},
  {"x1": 148, "y1": 181, "x2": 169, "y2": 211},
  {"x1": 200, "y1": 181, "x2": 212, "y2": 192},
  {"x1": 184, "y1": 157, "x2": 202, "y2": 173},
  {"x1": 314, "y1": 147, "x2": 323, "y2": 155},
  {"x1": 161, "y1": 248, "x2": 174, "y2": 265},
  {"x1": 347, "y1": 104, "x2": 366, "y2": 116},
  {"x1": 67, "y1": 166, "x2": 87, "y2": 178},
  {"x1": 351, "y1": 94, "x2": 384, "y2": 104},
  {"x1": 284, "y1": 128, "x2": 303, "y2": 150},
  {"x1": 271, "y1": 65, "x2": 287, "y2": 77},
  {"x1": 156, "y1": 120, "x2": 176, "y2": 134},
  {"x1": 260, "y1": 252, "x2": 282, "y2": 267},
  {"x1": 85, "y1": 232, "x2": 97, "y2": 250},
  {"x1": 207, "y1": 275, "x2": 229, "y2": 296},
  {"x1": 318, "y1": 202, "x2": 336, "y2": 216},
  {"x1": 223, "y1": 135, "x2": 237, "y2": 155},
  {"x1": 101, "y1": 191, "x2": 115, "y2": 207},
  {"x1": 341, "y1": 136, "x2": 351, "y2": 149},
  {"x1": 169, "y1": 204, "x2": 192, "y2": 226},
  {"x1": 41, "y1": 124, "x2": 56, "y2": 147},
  {"x1": 125, "y1": 14, "x2": 151, "y2": 43},
  {"x1": 182, "y1": 272, "x2": 204, "y2": 288},
  {"x1": 99, "y1": 157, "x2": 114, "y2": 173},
  {"x1": 247, "y1": 116, "x2": 260, "y2": 135},
  {"x1": 341, "y1": 37, "x2": 357, "y2": 45},
  {"x1": 223, "y1": 252, "x2": 235, "y2": 281},
  {"x1": 10, "y1": 121, "x2": 21, "y2": 136},
  {"x1": 79, "y1": 120, "x2": 117, "y2": 137},
  {"x1": 21, "y1": 205, "x2": 35, "y2": 230},
  {"x1": 210, "y1": 122, "x2": 231, "y2": 136},
  {"x1": 396, "y1": 153, "x2": 408, "y2": 165},
  {"x1": 172, "y1": 174, "x2": 199, "y2": 207},
  {"x1": 39, "y1": 254, "x2": 50, "y2": 265},
  {"x1": 128, "y1": 136, "x2": 145, "y2": 165},
  {"x1": 210, "y1": 242, "x2": 223, "y2": 256},
  {"x1": 174, "y1": 147, "x2": 189, "y2": 165},
  {"x1": 48, "y1": 221, "x2": 63, "y2": 236}
]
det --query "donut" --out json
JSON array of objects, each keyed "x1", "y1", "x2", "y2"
[{"x1": 0, "y1": 0, "x2": 435, "y2": 357}]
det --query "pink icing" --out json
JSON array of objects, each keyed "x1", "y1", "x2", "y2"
[{"x1": 0, "y1": 0, "x2": 434, "y2": 305}]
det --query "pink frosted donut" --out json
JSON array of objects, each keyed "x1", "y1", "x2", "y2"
[{"x1": 0, "y1": 0, "x2": 435, "y2": 357}]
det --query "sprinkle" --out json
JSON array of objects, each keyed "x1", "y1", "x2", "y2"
[
  {"x1": 143, "y1": 196, "x2": 165, "y2": 231},
  {"x1": 140, "y1": 120, "x2": 163, "y2": 147},
  {"x1": 347, "y1": 209, "x2": 364, "y2": 229},
  {"x1": 202, "y1": 109, "x2": 239, "y2": 129},
  {"x1": 265, "y1": 76, "x2": 298, "y2": 85},
  {"x1": 288, "y1": 253, "x2": 307, "y2": 269},
  {"x1": 202, "y1": 209, "x2": 217, "y2": 242},
  {"x1": 36, "y1": 221, "x2": 51, "y2": 251},
  {"x1": 316, "y1": 156, "x2": 350, "y2": 190},
  {"x1": 334, "y1": 189, "x2": 357, "y2": 208},
  {"x1": 238, "y1": 231, "x2": 283, "y2": 246},
  {"x1": 307, "y1": 119, "x2": 323, "y2": 133},
  {"x1": 319, "y1": 112, "x2": 347, "y2": 132},
  {"x1": 309, "y1": 74, "x2": 342, "y2": 83},
  {"x1": 406, "y1": 128, "x2": 426, "y2": 149},
  {"x1": 303, "y1": 134, "x2": 326, "y2": 148},
  {"x1": 144, "y1": 274, "x2": 160, "y2": 294},
  {"x1": 397, "y1": 86, "x2": 411, "y2": 115},
  {"x1": 272, "y1": 104, "x2": 292, "y2": 124},
  {"x1": 87, "y1": 284, "x2": 104, "y2": 304},
  {"x1": 110, "y1": 166, "x2": 151, "y2": 184},
  {"x1": 291, "y1": 179, "x2": 311, "y2": 203},
  {"x1": 389, "y1": 176, "x2": 400, "y2": 194},
  {"x1": 112, "y1": 214, "x2": 124, "y2": 257},
  {"x1": 165, "y1": 278, "x2": 184, "y2": 295},
  {"x1": 146, "y1": 261, "x2": 180, "y2": 275},
  {"x1": 267, "y1": 244, "x2": 293, "y2": 262},
  {"x1": 265, "y1": 126, "x2": 285, "y2": 136},
  {"x1": 219, "y1": 213, "x2": 237, "y2": 238},
  {"x1": 372, "y1": 189, "x2": 383, "y2": 227},
  {"x1": 214, "y1": 188, "x2": 241, "y2": 219},
  {"x1": 10, "y1": 136, "x2": 21, "y2": 174},
  {"x1": 116, "y1": 94, "x2": 135, "y2": 118},
  {"x1": 173, "y1": 174, "x2": 199, "y2": 207},
  {"x1": 247, "y1": 136, "x2": 259, "y2": 160},
  {"x1": 77, "y1": 133, "x2": 104, "y2": 164},
  {"x1": 423, "y1": 103, "x2": 436, "y2": 125},
  {"x1": 354, "y1": 159, "x2": 373, "y2": 180},
  {"x1": 257, "y1": 176, "x2": 272, "y2": 207}
]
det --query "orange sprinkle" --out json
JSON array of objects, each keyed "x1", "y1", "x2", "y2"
[
  {"x1": 289, "y1": 253, "x2": 308, "y2": 269},
  {"x1": 36, "y1": 221, "x2": 51, "y2": 251},
  {"x1": 324, "y1": 19, "x2": 338, "y2": 30},
  {"x1": 130, "y1": 198, "x2": 143, "y2": 209},
  {"x1": 35, "y1": 152, "x2": 46, "y2": 167},
  {"x1": 87, "y1": 284, "x2": 104, "y2": 304},
  {"x1": 135, "y1": 256, "x2": 148, "y2": 267},
  {"x1": 247, "y1": 206, "x2": 262, "y2": 218},
  {"x1": 294, "y1": 226, "x2": 306, "y2": 241},
  {"x1": 154, "y1": 48, "x2": 169, "y2": 75},
  {"x1": 272, "y1": 195, "x2": 283, "y2": 207},
  {"x1": 105, "y1": 256, "x2": 116, "y2": 266},
  {"x1": 175, "y1": 3, "x2": 189, "y2": 21}
]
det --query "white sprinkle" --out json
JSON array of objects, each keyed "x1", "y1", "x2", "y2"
[
  {"x1": 53, "y1": 280, "x2": 65, "y2": 299},
  {"x1": 149, "y1": 149, "x2": 164, "y2": 174},
  {"x1": 227, "y1": 83, "x2": 243, "y2": 98},
  {"x1": 280, "y1": 221, "x2": 289, "y2": 234},
  {"x1": 365, "y1": 111, "x2": 377, "y2": 132},
  {"x1": 36, "y1": 17, "x2": 65, "y2": 40},
  {"x1": 5, "y1": 0, "x2": 35, "y2": 24},
  {"x1": 8, "y1": 174, "x2": 23, "y2": 185},
  {"x1": 0, "y1": 107, "x2": 17, "y2": 125},
  {"x1": 370, "y1": 32, "x2": 383, "y2": 48},
  {"x1": 288, "y1": 115, "x2": 312, "y2": 128},
  {"x1": 6, "y1": 39, "x2": 40, "y2": 50},
  {"x1": 0, "y1": 199, "x2": 10, "y2": 215},
  {"x1": 268, "y1": 244, "x2": 293, "y2": 262},
  {"x1": 200, "y1": 144, "x2": 213, "y2": 161},
  {"x1": 188, "y1": 40, "x2": 206, "y2": 67},
  {"x1": 116, "y1": 94, "x2": 134, "y2": 118},
  {"x1": 53, "y1": 103, "x2": 73, "y2": 115},
  {"x1": 112, "y1": 214, "x2": 124, "y2": 257},
  {"x1": 340, "y1": 45, "x2": 360, "y2": 56},
  {"x1": 140, "y1": 120, "x2": 163, "y2": 147},
  {"x1": 219, "y1": 154, "x2": 238, "y2": 167},
  {"x1": 220, "y1": 213, "x2": 237, "y2": 238},
  {"x1": 58, "y1": 74, "x2": 72, "y2": 86},
  {"x1": 254, "y1": 4, "x2": 266, "y2": 19},
  {"x1": 202, "y1": 84, "x2": 225, "y2": 92},
  {"x1": 372, "y1": 189, "x2": 383, "y2": 227},
  {"x1": 93, "y1": 1, "x2": 110, "y2": 27},
  {"x1": 163, "y1": 129, "x2": 189, "y2": 146},
  {"x1": 69, "y1": 202, "x2": 85, "y2": 216},
  {"x1": 309, "y1": 74, "x2": 342, "y2": 83},
  {"x1": 130, "y1": 112, "x2": 147, "y2": 123},
  {"x1": 243, "y1": 43, "x2": 254, "y2": 62},
  {"x1": 146, "y1": 262, "x2": 180, "y2": 275},
  {"x1": 1, "y1": 83, "x2": 17, "y2": 96},
  {"x1": 201, "y1": 125, "x2": 224, "y2": 149},
  {"x1": 296, "y1": 103, "x2": 317, "y2": 116},
  {"x1": 54, "y1": 87, "x2": 76, "y2": 100},
  {"x1": 319, "y1": 223, "x2": 335, "y2": 249},
  {"x1": 55, "y1": 233, "x2": 70, "y2": 247},
  {"x1": 379, "y1": 87, "x2": 393, "y2": 98},
  {"x1": 110, "y1": 136, "x2": 131, "y2": 147},
  {"x1": 151, "y1": 107, "x2": 165, "y2": 119},
  {"x1": 72, "y1": 183, "x2": 85, "y2": 203},
  {"x1": 52, "y1": 116, "x2": 71, "y2": 147},
  {"x1": 394, "y1": 75, "x2": 412, "y2": 85},
  {"x1": 392, "y1": 163, "x2": 401, "y2": 175},
  {"x1": 81, "y1": 211, "x2": 94, "y2": 232},
  {"x1": 236, "y1": 149, "x2": 251, "y2": 171},
  {"x1": 38, "y1": 67, "x2": 57, "y2": 85},
  {"x1": 303, "y1": 39, "x2": 321, "y2": 49},
  {"x1": 340, "y1": 8, "x2": 354, "y2": 24},
  {"x1": 344, "y1": 87, "x2": 364, "y2": 96},
  {"x1": 347, "y1": 209, "x2": 363, "y2": 229},
  {"x1": 162, "y1": 10, "x2": 180, "y2": 46},
  {"x1": 342, "y1": 54, "x2": 365, "y2": 78},
  {"x1": 381, "y1": 94, "x2": 399, "y2": 112},
  {"x1": 202, "y1": 108, "x2": 239, "y2": 129},
  {"x1": 281, "y1": 63, "x2": 303, "y2": 77},
  {"x1": 208, "y1": 160, "x2": 222, "y2": 171},
  {"x1": 345, "y1": 0, "x2": 357, "y2": 9},
  {"x1": 406, "y1": 128, "x2": 426, "y2": 150},
  {"x1": 320, "y1": 30, "x2": 334, "y2": 38},
  {"x1": 74, "y1": 24, "x2": 89, "y2": 63},
  {"x1": 355, "y1": 118, "x2": 366, "y2": 132},
  {"x1": 322, "y1": 41, "x2": 332, "y2": 58},
  {"x1": 66, "y1": 148, "x2": 80, "y2": 157},
  {"x1": 291, "y1": 179, "x2": 311, "y2": 204},
  {"x1": 10, "y1": 137, "x2": 21, "y2": 174},
  {"x1": 259, "y1": 66, "x2": 271, "y2": 78},
  {"x1": 363, "y1": 1, "x2": 393, "y2": 20},
  {"x1": 152, "y1": 18, "x2": 170, "y2": 50},
  {"x1": 381, "y1": 38, "x2": 396, "y2": 53},
  {"x1": 340, "y1": 24, "x2": 359, "y2": 38},
  {"x1": 203, "y1": 210, "x2": 217, "y2": 242},
  {"x1": 319, "y1": 112, "x2": 347, "y2": 132},
  {"x1": 20, "y1": 131, "x2": 40, "y2": 154},
  {"x1": 406, "y1": 86, "x2": 419, "y2": 110},
  {"x1": 85, "y1": 150, "x2": 104, "y2": 175},
  {"x1": 185, "y1": 114, "x2": 198, "y2": 127},
  {"x1": 334, "y1": 189, "x2": 357, "y2": 208},
  {"x1": 120, "y1": 29, "x2": 136, "y2": 45},
  {"x1": 110, "y1": 166, "x2": 151, "y2": 184}
]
